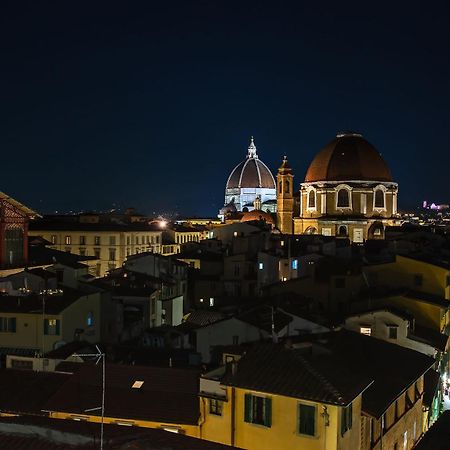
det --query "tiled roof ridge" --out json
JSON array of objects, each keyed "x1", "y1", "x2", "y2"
[{"x1": 294, "y1": 351, "x2": 346, "y2": 405}]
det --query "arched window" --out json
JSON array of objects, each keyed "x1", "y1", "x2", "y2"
[
  {"x1": 374, "y1": 189, "x2": 385, "y2": 208},
  {"x1": 338, "y1": 225, "x2": 348, "y2": 237},
  {"x1": 285, "y1": 180, "x2": 290, "y2": 193},
  {"x1": 308, "y1": 190, "x2": 316, "y2": 208},
  {"x1": 337, "y1": 189, "x2": 350, "y2": 208},
  {"x1": 279, "y1": 181, "x2": 282, "y2": 194}
]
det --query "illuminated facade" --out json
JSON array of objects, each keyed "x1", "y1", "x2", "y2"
[
  {"x1": 277, "y1": 132, "x2": 400, "y2": 241},
  {"x1": 220, "y1": 138, "x2": 277, "y2": 219},
  {"x1": 0, "y1": 191, "x2": 37, "y2": 269}
]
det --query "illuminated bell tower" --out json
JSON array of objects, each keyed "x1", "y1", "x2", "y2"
[{"x1": 276, "y1": 156, "x2": 294, "y2": 234}]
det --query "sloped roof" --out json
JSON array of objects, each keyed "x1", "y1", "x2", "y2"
[
  {"x1": 45, "y1": 364, "x2": 201, "y2": 425},
  {"x1": 0, "y1": 191, "x2": 39, "y2": 218}
]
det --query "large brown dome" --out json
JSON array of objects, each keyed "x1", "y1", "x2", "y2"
[{"x1": 305, "y1": 132, "x2": 393, "y2": 183}]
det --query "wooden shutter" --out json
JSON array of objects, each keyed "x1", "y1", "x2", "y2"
[
  {"x1": 264, "y1": 398, "x2": 272, "y2": 427},
  {"x1": 244, "y1": 394, "x2": 252, "y2": 423},
  {"x1": 300, "y1": 404, "x2": 316, "y2": 436}
]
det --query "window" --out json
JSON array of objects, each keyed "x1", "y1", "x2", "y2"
[
  {"x1": 414, "y1": 274, "x2": 423, "y2": 287},
  {"x1": 259, "y1": 262, "x2": 264, "y2": 270},
  {"x1": 403, "y1": 431, "x2": 408, "y2": 450},
  {"x1": 292, "y1": 259, "x2": 298, "y2": 270},
  {"x1": 126, "y1": 236, "x2": 131, "y2": 245},
  {"x1": 360, "y1": 326, "x2": 371, "y2": 336},
  {"x1": 341, "y1": 403, "x2": 352, "y2": 435},
  {"x1": 337, "y1": 188, "x2": 350, "y2": 208},
  {"x1": 65, "y1": 236, "x2": 71, "y2": 245},
  {"x1": 94, "y1": 248, "x2": 101, "y2": 259},
  {"x1": 308, "y1": 190, "x2": 316, "y2": 209},
  {"x1": 44, "y1": 319, "x2": 60, "y2": 335},
  {"x1": 374, "y1": 189, "x2": 385, "y2": 208},
  {"x1": 11, "y1": 359, "x2": 32, "y2": 370},
  {"x1": 234, "y1": 264, "x2": 240, "y2": 276},
  {"x1": 209, "y1": 298, "x2": 214, "y2": 307},
  {"x1": 279, "y1": 181, "x2": 282, "y2": 194},
  {"x1": 109, "y1": 236, "x2": 116, "y2": 245},
  {"x1": 233, "y1": 335, "x2": 239, "y2": 345},
  {"x1": 79, "y1": 236, "x2": 86, "y2": 245},
  {"x1": 87, "y1": 311, "x2": 94, "y2": 327},
  {"x1": 298, "y1": 403, "x2": 316, "y2": 436},
  {"x1": 94, "y1": 236, "x2": 101, "y2": 245},
  {"x1": 51, "y1": 235, "x2": 57, "y2": 244},
  {"x1": 209, "y1": 399, "x2": 223, "y2": 416},
  {"x1": 388, "y1": 326, "x2": 398, "y2": 339},
  {"x1": 285, "y1": 180, "x2": 290, "y2": 193},
  {"x1": 244, "y1": 394, "x2": 271, "y2": 427},
  {"x1": 338, "y1": 225, "x2": 348, "y2": 237},
  {"x1": 0, "y1": 317, "x2": 16, "y2": 332},
  {"x1": 109, "y1": 249, "x2": 116, "y2": 261}
]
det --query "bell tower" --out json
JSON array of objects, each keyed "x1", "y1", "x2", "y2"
[{"x1": 276, "y1": 156, "x2": 294, "y2": 234}]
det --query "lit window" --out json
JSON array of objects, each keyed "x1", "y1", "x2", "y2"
[
  {"x1": 87, "y1": 312, "x2": 94, "y2": 327},
  {"x1": 209, "y1": 399, "x2": 223, "y2": 416},
  {"x1": 65, "y1": 236, "x2": 71, "y2": 245},
  {"x1": 132, "y1": 380, "x2": 144, "y2": 389},
  {"x1": 44, "y1": 319, "x2": 60, "y2": 335},
  {"x1": 0, "y1": 317, "x2": 16, "y2": 333},
  {"x1": 233, "y1": 231, "x2": 238, "y2": 237},
  {"x1": 292, "y1": 259, "x2": 298, "y2": 270},
  {"x1": 360, "y1": 326, "x2": 371, "y2": 336},
  {"x1": 259, "y1": 262, "x2": 264, "y2": 270},
  {"x1": 209, "y1": 298, "x2": 214, "y2": 307},
  {"x1": 51, "y1": 235, "x2": 57, "y2": 244}
]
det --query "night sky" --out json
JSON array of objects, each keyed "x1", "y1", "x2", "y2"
[{"x1": 1, "y1": 1, "x2": 449, "y2": 216}]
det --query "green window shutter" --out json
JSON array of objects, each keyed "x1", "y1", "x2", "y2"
[
  {"x1": 44, "y1": 319, "x2": 49, "y2": 335},
  {"x1": 55, "y1": 319, "x2": 60, "y2": 335},
  {"x1": 341, "y1": 408, "x2": 346, "y2": 436},
  {"x1": 244, "y1": 394, "x2": 253, "y2": 423},
  {"x1": 264, "y1": 398, "x2": 272, "y2": 427},
  {"x1": 299, "y1": 404, "x2": 316, "y2": 436}
]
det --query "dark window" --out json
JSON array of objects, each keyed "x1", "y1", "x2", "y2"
[
  {"x1": 209, "y1": 399, "x2": 223, "y2": 416},
  {"x1": 279, "y1": 181, "x2": 282, "y2": 194},
  {"x1": 244, "y1": 394, "x2": 271, "y2": 427},
  {"x1": 94, "y1": 248, "x2": 101, "y2": 259},
  {"x1": 11, "y1": 359, "x2": 32, "y2": 370},
  {"x1": 308, "y1": 191, "x2": 315, "y2": 208},
  {"x1": 337, "y1": 189, "x2": 350, "y2": 207},
  {"x1": 341, "y1": 403, "x2": 352, "y2": 435},
  {"x1": 285, "y1": 180, "x2": 290, "y2": 193},
  {"x1": 338, "y1": 225, "x2": 348, "y2": 237},
  {"x1": 234, "y1": 264, "x2": 240, "y2": 276},
  {"x1": 389, "y1": 326, "x2": 398, "y2": 339},
  {"x1": 414, "y1": 274, "x2": 423, "y2": 287},
  {"x1": 94, "y1": 236, "x2": 101, "y2": 245},
  {"x1": 0, "y1": 317, "x2": 16, "y2": 332},
  {"x1": 109, "y1": 249, "x2": 116, "y2": 261},
  {"x1": 56, "y1": 269, "x2": 64, "y2": 283},
  {"x1": 374, "y1": 190, "x2": 385, "y2": 208},
  {"x1": 233, "y1": 335, "x2": 239, "y2": 345},
  {"x1": 299, "y1": 404, "x2": 316, "y2": 436},
  {"x1": 79, "y1": 236, "x2": 86, "y2": 245}
]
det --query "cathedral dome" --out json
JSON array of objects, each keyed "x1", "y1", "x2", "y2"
[
  {"x1": 226, "y1": 138, "x2": 276, "y2": 189},
  {"x1": 304, "y1": 132, "x2": 393, "y2": 183},
  {"x1": 240, "y1": 209, "x2": 275, "y2": 225}
]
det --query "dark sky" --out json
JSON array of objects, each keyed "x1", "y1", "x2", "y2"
[{"x1": 1, "y1": 0, "x2": 449, "y2": 216}]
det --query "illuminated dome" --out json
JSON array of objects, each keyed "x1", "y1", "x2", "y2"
[
  {"x1": 226, "y1": 138, "x2": 276, "y2": 189},
  {"x1": 305, "y1": 132, "x2": 393, "y2": 183},
  {"x1": 221, "y1": 138, "x2": 277, "y2": 216},
  {"x1": 240, "y1": 209, "x2": 275, "y2": 225}
]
